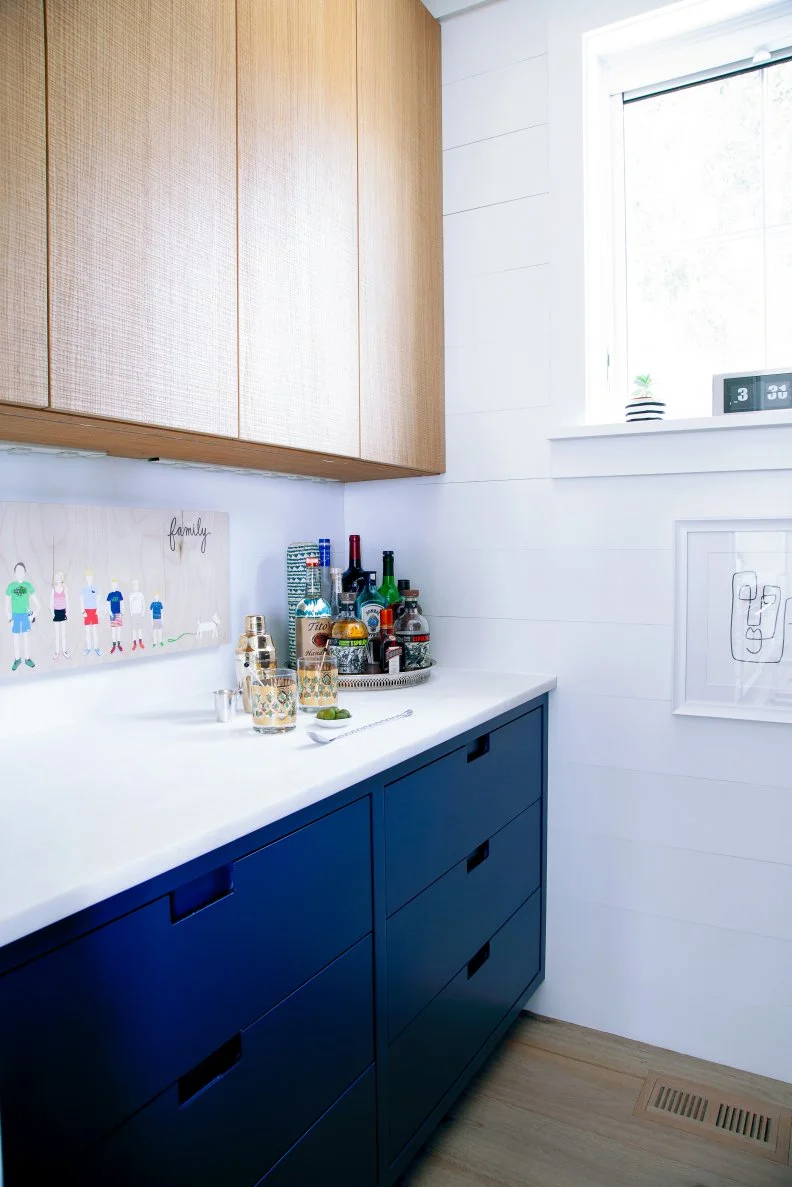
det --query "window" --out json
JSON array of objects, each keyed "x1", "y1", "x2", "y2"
[
  {"x1": 622, "y1": 59, "x2": 792, "y2": 420},
  {"x1": 584, "y1": 1, "x2": 792, "y2": 424}
]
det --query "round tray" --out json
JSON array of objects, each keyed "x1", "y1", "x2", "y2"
[{"x1": 338, "y1": 663, "x2": 434, "y2": 691}]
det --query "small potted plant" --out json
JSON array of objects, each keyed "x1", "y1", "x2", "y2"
[{"x1": 626, "y1": 374, "x2": 665, "y2": 423}]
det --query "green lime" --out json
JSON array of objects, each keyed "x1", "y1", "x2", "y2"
[
  {"x1": 317, "y1": 708, "x2": 337, "y2": 720},
  {"x1": 336, "y1": 709, "x2": 352, "y2": 720}
]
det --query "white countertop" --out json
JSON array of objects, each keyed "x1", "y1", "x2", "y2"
[{"x1": 0, "y1": 668, "x2": 555, "y2": 950}]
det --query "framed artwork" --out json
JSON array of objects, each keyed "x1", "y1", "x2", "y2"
[
  {"x1": 0, "y1": 501, "x2": 229, "y2": 680},
  {"x1": 674, "y1": 519, "x2": 792, "y2": 723}
]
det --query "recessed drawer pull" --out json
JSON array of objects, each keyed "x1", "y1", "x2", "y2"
[
  {"x1": 466, "y1": 940, "x2": 491, "y2": 980},
  {"x1": 466, "y1": 839, "x2": 490, "y2": 873},
  {"x1": 170, "y1": 864, "x2": 235, "y2": 922},
  {"x1": 178, "y1": 1033, "x2": 242, "y2": 1106},
  {"x1": 466, "y1": 734, "x2": 490, "y2": 763}
]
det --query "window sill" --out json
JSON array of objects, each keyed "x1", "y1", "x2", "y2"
[{"x1": 549, "y1": 410, "x2": 792, "y2": 478}]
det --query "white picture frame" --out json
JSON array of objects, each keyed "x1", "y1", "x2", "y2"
[{"x1": 674, "y1": 519, "x2": 792, "y2": 724}]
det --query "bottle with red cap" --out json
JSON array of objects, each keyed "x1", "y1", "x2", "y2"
[{"x1": 379, "y1": 607, "x2": 402, "y2": 674}]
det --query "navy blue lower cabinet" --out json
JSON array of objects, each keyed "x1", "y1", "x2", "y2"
[
  {"x1": 74, "y1": 936, "x2": 374, "y2": 1187},
  {"x1": 386, "y1": 800, "x2": 542, "y2": 1042},
  {"x1": 384, "y1": 707, "x2": 543, "y2": 914},
  {"x1": 256, "y1": 1068, "x2": 378, "y2": 1187},
  {"x1": 0, "y1": 692, "x2": 548, "y2": 1187},
  {"x1": 386, "y1": 889, "x2": 543, "y2": 1164},
  {"x1": 0, "y1": 797, "x2": 372, "y2": 1178}
]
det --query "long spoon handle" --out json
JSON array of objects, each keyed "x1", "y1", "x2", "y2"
[{"x1": 323, "y1": 707, "x2": 414, "y2": 741}]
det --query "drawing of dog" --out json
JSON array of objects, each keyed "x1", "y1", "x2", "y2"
[{"x1": 196, "y1": 613, "x2": 221, "y2": 641}]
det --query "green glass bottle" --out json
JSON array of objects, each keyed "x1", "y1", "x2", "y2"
[
  {"x1": 378, "y1": 550, "x2": 400, "y2": 608},
  {"x1": 355, "y1": 571, "x2": 387, "y2": 666}
]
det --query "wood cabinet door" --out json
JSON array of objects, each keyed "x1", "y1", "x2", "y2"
[
  {"x1": 237, "y1": 0, "x2": 359, "y2": 457},
  {"x1": 47, "y1": 0, "x2": 237, "y2": 436},
  {"x1": 0, "y1": 0, "x2": 48, "y2": 408},
  {"x1": 357, "y1": 0, "x2": 445, "y2": 472}
]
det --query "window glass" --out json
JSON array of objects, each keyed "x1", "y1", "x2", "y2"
[{"x1": 622, "y1": 61, "x2": 792, "y2": 418}]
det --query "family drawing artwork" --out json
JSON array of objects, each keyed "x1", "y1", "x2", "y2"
[
  {"x1": 5, "y1": 563, "x2": 218, "y2": 671},
  {"x1": 0, "y1": 502, "x2": 230, "y2": 679}
]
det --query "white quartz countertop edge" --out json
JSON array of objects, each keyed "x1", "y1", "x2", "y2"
[{"x1": 0, "y1": 670, "x2": 555, "y2": 950}]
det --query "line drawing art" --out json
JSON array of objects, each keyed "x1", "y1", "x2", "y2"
[
  {"x1": 730, "y1": 570, "x2": 792, "y2": 664},
  {"x1": 167, "y1": 612, "x2": 222, "y2": 645}
]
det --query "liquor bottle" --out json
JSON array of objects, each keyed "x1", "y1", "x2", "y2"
[
  {"x1": 378, "y1": 550, "x2": 400, "y2": 607},
  {"x1": 356, "y1": 570, "x2": 387, "y2": 666},
  {"x1": 318, "y1": 537, "x2": 332, "y2": 605},
  {"x1": 329, "y1": 566, "x2": 343, "y2": 619},
  {"x1": 395, "y1": 590, "x2": 431, "y2": 671},
  {"x1": 342, "y1": 534, "x2": 366, "y2": 595},
  {"x1": 330, "y1": 593, "x2": 369, "y2": 675},
  {"x1": 379, "y1": 608, "x2": 402, "y2": 674},
  {"x1": 295, "y1": 557, "x2": 333, "y2": 661},
  {"x1": 394, "y1": 578, "x2": 422, "y2": 627}
]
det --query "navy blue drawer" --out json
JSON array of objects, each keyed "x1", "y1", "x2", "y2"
[
  {"x1": 0, "y1": 798, "x2": 372, "y2": 1177},
  {"x1": 75, "y1": 936, "x2": 374, "y2": 1187},
  {"x1": 387, "y1": 889, "x2": 542, "y2": 1163},
  {"x1": 387, "y1": 799, "x2": 541, "y2": 1041},
  {"x1": 385, "y1": 707, "x2": 542, "y2": 914},
  {"x1": 257, "y1": 1067, "x2": 377, "y2": 1187}
]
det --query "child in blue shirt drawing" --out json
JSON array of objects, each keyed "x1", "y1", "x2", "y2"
[{"x1": 150, "y1": 593, "x2": 164, "y2": 648}]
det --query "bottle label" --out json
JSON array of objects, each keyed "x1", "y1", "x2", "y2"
[
  {"x1": 297, "y1": 617, "x2": 332, "y2": 661},
  {"x1": 396, "y1": 632, "x2": 431, "y2": 671},
  {"x1": 383, "y1": 644, "x2": 401, "y2": 674},
  {"x1": 358, "y1": 601, "x2": 383, "y2": 639},
  {"x1": 330, "y1": 637, "x2": 368, "y2": 675}
]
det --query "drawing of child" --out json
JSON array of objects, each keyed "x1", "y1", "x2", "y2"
[
  {"x1": 129, "y1": 579, "x2": 146, "y2": 651},
  {"x1": 5, "y1": 562, "x2": 39, "y2": 672},
  {"x1": 107, "y1": 582, "x2": 124, "y2": 654},
  {"x1": 150, "y1": 592, "x2": 164, "y2": 648},
  {"x1": 81, "y1": 570, "x2": 101, "y2": 657},
  {"x1": 51, "y1": 571, "x2": 70, "y2": 660}
]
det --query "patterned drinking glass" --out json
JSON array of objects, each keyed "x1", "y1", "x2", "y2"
[
  {"x1": 251, "y1": 668, "x2": 298, "y2": 734},
  {"x1": 297, "y1": 658, "x2": 339, "y2": 714}
]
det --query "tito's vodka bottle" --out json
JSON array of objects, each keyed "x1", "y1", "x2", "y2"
[{"x1": 295, "y1": 557, "x2": 333, "y2": 661}]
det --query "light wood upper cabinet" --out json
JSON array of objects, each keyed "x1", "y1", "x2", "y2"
[
  {"x1": 357, "y1": 0, "x2": 445, "y2": 473},
  {"x1": 237, "y1": 0, "x2": 359, "y2": 458},
  {"x1": 46, "y1": 0, "x2": 238, "y2": 436},
  {"x1": 0, "y1": 0, "x2": 48, "y2": 409}
]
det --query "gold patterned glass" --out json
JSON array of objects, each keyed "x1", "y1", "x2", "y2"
[
  {"x1": 297, "y1": 658, "x2": 338, "y2": 713},
  {"x1": 251, "y1": 668, "x2": 297, "y2": 734}
]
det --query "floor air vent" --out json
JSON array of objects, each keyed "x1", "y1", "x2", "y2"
[{"x1": 633, "y1": 1073, "x2": 792, "y2": 1165}]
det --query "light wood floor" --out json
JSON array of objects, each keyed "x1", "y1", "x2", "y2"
[{"x1": 400, "y1": 1013, "x2": 792, "y2": 1186}]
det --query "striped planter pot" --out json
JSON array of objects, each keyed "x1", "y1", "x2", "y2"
[{"x1": 625, "y1": 396, "x2": 665, "y2": 422}]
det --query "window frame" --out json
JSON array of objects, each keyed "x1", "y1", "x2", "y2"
[{"x1": 583, "y1": 1, "x2": 792, "y2": 425}]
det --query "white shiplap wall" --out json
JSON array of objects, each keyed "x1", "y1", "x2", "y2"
[{"x1": 345, "y1": 0, "x2": 792, "y2": 1081}]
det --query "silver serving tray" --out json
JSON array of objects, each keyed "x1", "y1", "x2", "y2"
[{"x1": 338, "y1": 662, "x2": 434, "y2": 691}]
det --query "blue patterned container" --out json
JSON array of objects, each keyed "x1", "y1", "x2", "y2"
[{"x1": 287, "y1": 541, "x2": 320, "y2": 668}]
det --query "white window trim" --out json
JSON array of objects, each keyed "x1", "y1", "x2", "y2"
[{"x1": 582, "y1": 0, "x2": 792, "y2": 427}]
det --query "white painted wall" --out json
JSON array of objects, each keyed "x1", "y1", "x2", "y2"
[
  {"x1": 0, "y1": 453, "x2": 343, "y2": 738},
  {"x1": 345, "y1": 0, "x2": 792, "y2": 1081}
]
